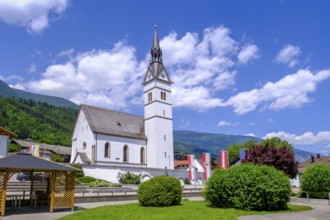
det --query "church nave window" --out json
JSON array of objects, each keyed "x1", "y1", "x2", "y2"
[
  {"x1": 123, "y1": 145, "x2": 129, "y2": 163},
  {"x1": 83, "y1": 142, "x2": 86, "y2": 150},
  {"x1": 105, "y1": 142, "x2": 111, "y2": 158},
  {"x1": 140, "y1": 147, "x2": 145, "y2": 164}
]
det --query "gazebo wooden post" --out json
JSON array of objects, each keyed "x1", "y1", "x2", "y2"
[
  {"x1": 50, "y1": 171, "x2": 56, "y2": 212},
  {"x1": 30, "y1": 170, "x2": 34, "y2": 200},
  {"x1": 70, "y1": 172, "x2": 75, "y2": 211},
  {"x1": 1, "y1": 170, "x2": 9, "y2": 216}
]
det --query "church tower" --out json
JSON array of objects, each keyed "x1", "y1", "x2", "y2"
[{"x1": 144, "y1": 25, "x2": 174, "y2": 169}]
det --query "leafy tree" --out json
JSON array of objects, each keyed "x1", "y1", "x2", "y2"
[
  {"x1": 226, "y1": 140, "x2": 259, "y2": 163},
  {"x1": 300, "y1": 164, "x2": 330, "y2": 198},
  {"x1": 244, "y1": 142, "x2": 298, "y2": 178},
  {"x1": 262, "y1": 137, "x2": 293, "y2": 150}
]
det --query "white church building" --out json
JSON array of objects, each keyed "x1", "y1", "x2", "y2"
[{"x1": 71, "y1": 26, "x2": 202, "y2": 183}]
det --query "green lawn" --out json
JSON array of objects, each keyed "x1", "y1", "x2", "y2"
[{"x1": 58, "y1": 201, "x2": 312, "y2": 220}]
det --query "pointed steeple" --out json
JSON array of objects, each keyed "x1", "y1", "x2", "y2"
[
  {"x1": 150, "y1": 23, "x2": 162, "y2": 63},
  {"x1": 143, "y1": 24, "x2": 172, "y2": 85}
]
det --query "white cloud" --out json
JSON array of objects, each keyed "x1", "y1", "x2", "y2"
[
  {"x1": 275, "y1": 44, "x2": 301, "y2": 67},
  {"x1": 217, "y1": 120, "x2": 239, "y2": 127},
  {"x1": 218, "y1": 120, "x2": 232, "y2": 126},
  {"x1": 28, "y1": 64, "x2": 37, "y2": 73},
  {"x1": 238, "y1": 44, "x2": 260, "y2": 64},
  {"x1": 264, "y1": 131, "x2": 330, "y2": 145},
  {"x1": 0, "y1": 0, "x2": 69, "y2": 33},
  {"x1": 245, "y1": 133, "x2": 256, "y2": 137},
  {"x1": 225, "y1": 69, "x2": 330, "y2": 115},
  {"x1": 26, "y1": 41, "x2": 141, "y2": 110},
  {"x1": 12, "y1": 25, "x2": 261, "y2": 112}
]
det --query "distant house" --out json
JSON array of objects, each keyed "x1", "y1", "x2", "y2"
[
  {"x1": 291, "y1": 154, "x2": 330, "y2": 187},
  {"x1": 0, "y1": 127, "x2": 17, "y2": 157},
  {"x1": 11, "y1": 139, "x2": 71, "y2": 162},
  {"x1": 174, "y1": 159, "x2": 203, "y2": 172}
]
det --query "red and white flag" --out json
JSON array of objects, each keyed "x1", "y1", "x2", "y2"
[
  {"x1": 202, "y1": 152, "x2": 211, "y2": 179},
  {"x1": 187, "y1": 154, "x2": 195, "y2": 180},
  {"x1": 219, "y1": 151, "x2": 229, "y2": 169}
]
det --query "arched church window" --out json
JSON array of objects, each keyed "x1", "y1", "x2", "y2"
[
  {"x1": 140, "y1": 147, "x2": 145, "y2": 164},
  {"x1": 123, "y1": 145, "x2": 129, "y2": 163},
  {"x1": 164, "y1": 92, "x2": 166, "y2": 100},
  {"x1": 105, "y1": 142, "x2": 110, "y2": 158},
  {"x1": 83, "y1": 142, "x2": 86, "y2": 150},
  {"x1": 148, "y1": 92, "x2": 153, "y2": 102}
]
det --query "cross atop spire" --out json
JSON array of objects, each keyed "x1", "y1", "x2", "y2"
[{"x1": 150, "y1": 23, "x2": 162, "y2": 63}]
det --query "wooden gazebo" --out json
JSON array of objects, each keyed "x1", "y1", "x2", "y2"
[{"x1": 0, "y1": 153, "x2": 78, "y2": 216}]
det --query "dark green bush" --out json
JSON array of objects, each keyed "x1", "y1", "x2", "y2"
[
  {"x1": 8, "y1": 143, "x2": 21, "y2": 152},
  {"x1": 203, "y1": 164, "x2": 291, "y2": 211},
  {"x1": 138, "y1": 176, "x2": 182, "y2": 207},
  {"x1": 300, "y1": 164, "x2": 330, "y2": 198},
  {"x1": 184, "y1": 177, "x2": 191, "y2": 185},
  {"x1": 119, "y1": 171, "x2": 142, "y2": 184}
]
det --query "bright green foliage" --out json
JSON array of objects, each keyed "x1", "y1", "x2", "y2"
[
  {"x1": 51, "y1": 153, "x2": 65, "y2": 162},
  {"x1": 204, "y1": 164, "x2": 291, "y2": 211},
  {"x1": 70, "y1": 164, "x2": 84, "y2": 178},
  {"x1": 300, "y1": 164, "x2": 330, "y2": 198},
  {"x1": 88, "y1": 179, "x2": 110, "y2": 187},
  {"x1": 0, "y1": 96, "x2": 77, "y2": 146},
  {"x1": 8, "y1": 142, "x2": 21, "y2": 152},
  {"x1": 78, "y1": 176, "x2": 97, "y2": 184},
  {"x1": 119, "y1": 171, "x2": 142, "y2": 184},
  {"x1": 78, "y1": 176, "x2": 111, "y2": 187},
  {"x1": 138, "y1": 176, "x2": 182, "y2": 207},
  {"x1": 226, "y1": 140, "x2": 259, "y2": 163},
  {"x1": 262, "y1": 137, "x2": 293, "y2": 150}
]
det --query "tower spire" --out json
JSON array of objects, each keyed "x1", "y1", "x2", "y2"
[{"x1": 150, "y1": 23, "x2": 162, "y2": 63}]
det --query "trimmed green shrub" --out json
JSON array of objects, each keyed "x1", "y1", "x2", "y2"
[
  {"x1": 300, "y1": 164, "x2": 330, "y2": 198},
  {"x1": 119, "y1": 171, "x2": 142, "y2": 184},
  {"x1": 87, "y1": 179, "x2": 110, "y2": 187},
  {"x1": 203, "y1": 164, "x2": 291, "y2": 211},
  {"x1": 78, "y1": 176, "x2": 97, "y2": 184},
  {"x1": 138, "y1": 176, "x2": 182, "y2": 207}
]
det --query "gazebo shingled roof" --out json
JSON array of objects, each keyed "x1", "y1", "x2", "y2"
[{"x1": 0, "y1": 153, "x2": 76, "y2": 171}]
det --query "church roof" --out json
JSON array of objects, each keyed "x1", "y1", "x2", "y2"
[{"x1": 81, "y1": 104, "x2": 146, "y2": 140}]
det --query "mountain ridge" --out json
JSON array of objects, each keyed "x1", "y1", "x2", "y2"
[{"x1": 0, "y1": 80, "x2": 78, "y2": 109}]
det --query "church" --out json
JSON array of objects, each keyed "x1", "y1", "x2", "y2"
[{"x1": 70, "y1": 25, "x2": 185, "y2": 182}]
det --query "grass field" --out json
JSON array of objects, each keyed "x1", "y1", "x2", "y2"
[{"x1": 58, "y1": 200, "x2": 312, "y2": 220}]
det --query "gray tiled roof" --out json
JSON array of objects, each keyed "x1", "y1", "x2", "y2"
[
  {"x1": 0, "y1": 153, "x2": 77, "y2": 171},
  {"x1": 81, "y1": 105, "x2": 146, "y2": 140},
  {"x1": 12, "y1": 140, "x2": 71, "y2": 155}
]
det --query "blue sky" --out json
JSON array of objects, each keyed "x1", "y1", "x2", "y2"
[{"x1": 0, "y1": 0, "x2": 330, "y2": 154}]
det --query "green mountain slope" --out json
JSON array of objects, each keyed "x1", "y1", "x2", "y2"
[
  {"x1": 0, "y1": 96, "x2": 78, "y2": 146},
  {"x1": 0, "y1": 80, "x2": 78, "y2": 109}
]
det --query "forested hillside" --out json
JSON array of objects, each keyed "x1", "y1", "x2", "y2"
[
  {"x1": 0, "y1": 80, "x2": 78, "y2": 109},
  {"x1": 0, "y1": 96, "x2": 78, "y2": 146}
]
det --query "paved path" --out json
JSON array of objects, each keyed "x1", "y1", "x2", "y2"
[{"x1": 239, "y1": 203, "x2": 330, "y2": 220}]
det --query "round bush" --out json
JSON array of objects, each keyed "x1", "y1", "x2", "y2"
[
  {"x1": 300, "y1": 164, "x2": 330, "y2": 198},
  {"x1": 138, "y1": 176, "x2": 182, "y2": 207},
  {"x1": 203, "y1": 164, "x2": 291, "y2": 211}
]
